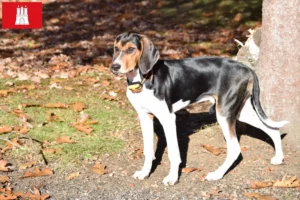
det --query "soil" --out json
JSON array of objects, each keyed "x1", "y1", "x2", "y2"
[{"x1": 3, "y1": 102, "x2": 300, "y2": 200}]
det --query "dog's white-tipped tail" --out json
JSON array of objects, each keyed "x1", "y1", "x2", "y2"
[
  {"x1": 263, "y1": 119, "x2": 289, "y2": 128},
  {"x1": 251, "y1": 71, "x2": 289, "y2": 129}
]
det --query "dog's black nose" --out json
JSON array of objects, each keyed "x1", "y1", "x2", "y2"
[{"x1": 111, "y1": 63, "x2": 121, "y2": 72}]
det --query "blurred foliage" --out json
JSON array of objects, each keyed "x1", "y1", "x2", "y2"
[{"x1": 151, "y1": 0, "x2": 262, "y2": 29}]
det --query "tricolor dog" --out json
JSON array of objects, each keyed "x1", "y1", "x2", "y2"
[{"x1": 110, "y1": 32, "x2": 288, "y2": 186}]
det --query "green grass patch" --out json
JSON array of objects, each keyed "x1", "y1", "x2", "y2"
[{"x1": 0, "y1": 74, "x2": 137, "y2": 168}]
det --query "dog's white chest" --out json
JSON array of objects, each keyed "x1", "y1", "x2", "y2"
[
  {"x1": 127, "y1": 87, "x2": 192, "y2": 114},
  {"x1": 127, "y1": 87, "x2": 159, "y2": 112}
]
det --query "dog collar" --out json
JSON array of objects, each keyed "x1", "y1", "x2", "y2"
[{"x1": 128, "y1": 70, "x2": 153, "y2": 93}]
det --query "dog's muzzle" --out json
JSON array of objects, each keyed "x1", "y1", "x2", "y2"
[{"x1": 110, "y1": 63, "x2": 121, "y2": 74}]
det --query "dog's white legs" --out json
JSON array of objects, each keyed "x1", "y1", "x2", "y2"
[
  {"x1": 206, "y1": 114, "x2": 241, "y2": 181},
  {"x1": 133, "y1": 112, "x2": 155, "y2": 180},
  {"x1": 158, "y1": 113, "x2": 181, "y2": 186},
  {"x1": 238, "y1": 98, "x2": 284, "y2": 164}
]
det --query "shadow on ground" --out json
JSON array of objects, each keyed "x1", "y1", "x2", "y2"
[
  {"x1": 150, "y1": 101, "x2": 286, "y2": 178},
  {"x1": 152, "y1": 110, "x2": 217, "y2": 175}
]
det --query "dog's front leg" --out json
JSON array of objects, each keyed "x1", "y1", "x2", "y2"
[
  {"x1": 133, "y1": 111, "x2": 155, "y2": 180},
  {"x1": 158, "y1": 113, "x2": 181, "y2": 186}
]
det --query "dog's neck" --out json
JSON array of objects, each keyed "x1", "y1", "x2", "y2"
[
  {"x1": 126, "y1": 68, "x2": 142, "y2": 83},
  {"x1": 126, "y1": 68, "x2": 153, "y2": 93}
]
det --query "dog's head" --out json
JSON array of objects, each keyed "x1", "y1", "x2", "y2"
[{"x1": 110, "y1": 32, "x2": 160, "y2": 75}]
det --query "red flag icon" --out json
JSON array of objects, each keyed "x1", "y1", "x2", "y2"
[{"x1": 2, "y1": 2, "x2": 42, "y2": 29}]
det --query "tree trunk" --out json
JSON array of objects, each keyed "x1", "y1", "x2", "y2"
[{"x1": 257, "y1": 0, "x2": 300, "y2": 150}]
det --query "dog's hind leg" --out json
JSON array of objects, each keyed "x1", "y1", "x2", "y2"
[
  {"x1": 238, "y1": 98, "x2": 284, "y2": 165},
  {"x1": 206, "y1": 113, "x2": 241, "y2": 181},
  {"x1": 133, "y1": 111, "x2": 155, "y2": 180}
]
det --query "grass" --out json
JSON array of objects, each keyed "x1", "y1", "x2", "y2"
[{"x1": 0, "y1": 72, "x2": 138, "y2": 168}]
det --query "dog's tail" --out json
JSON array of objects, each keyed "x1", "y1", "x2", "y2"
[{"x1": 251, "y1": 71, "x2": 289, "y2": 129}]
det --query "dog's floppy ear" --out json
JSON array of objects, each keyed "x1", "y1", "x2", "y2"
[{"x1": 138, "y1": 35, "x2": 160, "y2": 75}]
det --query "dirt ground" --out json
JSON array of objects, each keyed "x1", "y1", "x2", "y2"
[{"x1": 3, "y1": 102, "x2": 300, "y2": 200}]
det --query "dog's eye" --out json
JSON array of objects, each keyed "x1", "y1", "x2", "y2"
[
  {"x1": 114, "y1": 47, "x2": 120, "y2": 52},
  {"x1": 126, "y1": 47, "x2": 136, "y2": 54}
]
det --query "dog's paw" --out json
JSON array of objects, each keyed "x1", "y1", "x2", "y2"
[
  {"x1": 162, "y1": 174, "x2": 178, "y2": 186},
  {"x1": 132, "y1": 170, "x2": 150, "y2": 180},
  {"x1": 271, "y1": 155, "x2": 284, "y2": 165},
  {"x1": 205, "y1": 171, "x2": 224, "y2": 181}
]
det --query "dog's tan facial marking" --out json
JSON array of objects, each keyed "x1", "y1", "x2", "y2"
[
  {"x1": 114, "y1": 41, "x2": 122, "y2": 52},
  {"x1": 122, "y1": 42, "x2": 142, "y2": 72},
  {"x1": 113, "y1": 41, "x2": 142, "y2": 73}
]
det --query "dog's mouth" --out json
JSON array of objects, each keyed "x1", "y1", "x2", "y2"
[
  {"x1": 110, "y1": 70, "x2": 123, "y2": 76},
  {"x1": 110, "y1": 67, "x2": 122, "y2": 75},
  {"x1": 110, "y1": 68, "x2": 134, "y2": 76}
]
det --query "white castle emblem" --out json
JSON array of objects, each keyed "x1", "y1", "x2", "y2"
[{"x1": 15, "y1": 6, "x2": 29, "y2": 25}]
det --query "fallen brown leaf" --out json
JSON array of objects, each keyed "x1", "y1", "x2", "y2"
[
  {"x1": 43, "y1": 102, "x2": 69, "y2": 109},
  {"x1": 0, "y1": 125, "x2": 12, "y2": 134},
  {"x1": 273, "y1": 175, "x2": 300, "y2": 188},
  {"x1": 15, "y1": 84, "x2": 36, "y2": 90},
  {"x1": 129, "y1": 148, "x2": 143, "y2": 160},
  {"x1": 199, "y1": 174, "x2": 206, "y2": 182},
  {"x1": 94, "y1": 64, "x2": 106, "y2": 72},
  {"x1": 90, "y1": 161, "x2": 108, "y2": 175},
  {"x1": 12, "y1": 109, "x2": 30, "y2": 121},
  {"x1": 73, "y1": 124, "x2": 93, "y2": 135},
  {"x1": 241, "y1": 146, "x2": 249, "y2": 152},
  {"x1": 249, "y1": 176, "x2": 300, "y2": 189},
  {"x1": 0, "y1": 89, "x2": 13, "y2": 97},
  {"x1": 100, "y1": 95, "x2": 117, "y2": 101},
  {"x1": 182, "y1": 167, "x2": 202, "y2": 174},
  {"x1": 250, "y1": 180, "x2": 274, "y2": 189},
  {"x1": 19, "y1": 160, "x2": 37, "y2": 170},
  {"x1": 0, "y1": 186, "x2": 16, "y2": 200},
  {"x1": 50, "y1": 79, "x2": 67, "y2": 84},
  {"x1": 101, "y1": 80, "x2": 110, "y2": 86},
  {"x1": 129, "y1": 183, "x2": 135, "y2": 188},
  {"x1": 42, "y1": 140, "x2": 51, "y2": 146},
  {"x1": 72, "y1": 102, "x2": 86, "y2": 112},
  {"x1": 76, "y1": 66, "x2": 89, "y2": 74},
  {"x1": 0, "y1": 176, "x2": 9, "y2": 183},
  {"x1": 14, "y1": 187, "x2": 50, "y2": 200},
  {"x1": 47, "y1": 112, "x2": 60, "y2": 122},
  {"x1": 0, "y1": 138, "x2": 19, "y2": 153},
  {"x1": 15, "y1": 126, "x2": 30, "y2": 134},
  {"x1": 200, "y1": 144, "x2": 225, "y2": 156},
  {"x1": 10, "y1": 138, "x2": 20, "y2": 145},
  {"x1": 0, "y1": 160, "x2": 9, "y2": 171},
  {"x1": 244, "y1": 192, "x2": 276, "y2": 200},
  {"x1": 84, "y1": 77, "x2": 99, "y2": 84},
  {"x1": 22, "y1": 103, "x2": 41, "y2": 108},
  {"x1": 72, "y1": 112, "x2": 97, "y2": 134},
  {"x1": 56, "y1": 136, "x2": 76, "y2": 144},
  {"x1": 22, "y1": 167, "x2": 53, "y2": 178},
  {"x1": 66, "y1": 172, "x2": 80, "y2": 180},
  {"x1": 0, "y1": 146, "x2": 11, "y2": 153}
]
